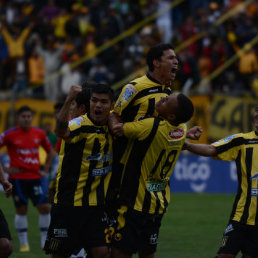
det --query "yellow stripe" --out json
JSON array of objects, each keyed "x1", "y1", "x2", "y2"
[{"x1": 117, "y1": 205, "x2": 128, "y2": 230}]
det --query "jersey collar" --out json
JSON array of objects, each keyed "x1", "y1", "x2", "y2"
[{"x1": 146, "y1": 72, "x2": 162, "y2": 85}]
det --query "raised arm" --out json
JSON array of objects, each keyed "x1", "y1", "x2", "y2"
[
  {"x1": 55, "y1": 85, "x2": 82, "y2": 139},
  {"x1": 184, "y1": 141, "x2": 217, "y2": 157}
]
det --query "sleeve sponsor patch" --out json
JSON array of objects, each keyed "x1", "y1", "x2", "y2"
[
  {"x1": 116, "y1": 84, "x2": 137, "y2": 107},
  {"x1": 212, "y1": 134, "x2": 237, "y2": 146},
  {"x1": 69, "y1": 117, "x2": 84, "y2": 127}
]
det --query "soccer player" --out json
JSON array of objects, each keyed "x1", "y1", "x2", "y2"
[
  {"x1": 108, "y1": 43, "x2": 202, "y2": 210},
  {"x1": 0, "y1": 163, "x2": 13, "y2": 258},
  {"x1": 44, "y1": 84, "x2": 114, "y2": 258},
  {"x1": 110, "y1": 93, "x2": 194, "y2": 258},
  {"x1": 0, "y1": 105, "x2": 54, "y2": 251},
  {"x1": 184, "y1": 105, "x2": 258, "y2": 258}
]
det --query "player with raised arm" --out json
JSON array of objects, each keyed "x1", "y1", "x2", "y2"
[
  {"x1": 110, "y1": 93, "x2": 194, "y2": 258},
  {"x1": 44, "y1": 84, "x2": 114, "y2": 258},
  {"x1": 184, "y1": 105, "x2": 258, "y2": 258}
]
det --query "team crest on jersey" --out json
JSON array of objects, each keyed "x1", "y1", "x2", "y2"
[
  {"x1": 168, "y1": 128, "x2": 184, "y2": 139},
  {"x1": 116, "y1": 84, "x2": 137, "y2": 107},
  {"x1": 34, "y1": 138, "x2": 39, "y2": 144},
  {"x1": 69, "y1": 117, "x2": 84, "y2": 126},
  {"x1": 114, "y1": 233, "x2": 122, "y2": 241}
]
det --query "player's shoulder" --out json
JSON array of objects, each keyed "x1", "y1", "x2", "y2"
[
  {"x1": 130, "y1": 75, "x2": 160, "y2": 90},
  {"x1": 2, "y1": 127, "x2": 19, "y2": 135}
]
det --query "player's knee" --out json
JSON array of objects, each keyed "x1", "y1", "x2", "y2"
[
  {"x1": 0, "y1": 238, "x2": 12, "y2": 258},
  {"x1": 37, "y1": 203, "x2": 50, "y2": 214}
]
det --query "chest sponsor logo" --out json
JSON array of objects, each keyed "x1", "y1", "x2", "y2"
[
  {"x1": 92, "y1": 165, "x2": 112, "y2": 176},
  {"x1": 168, "y1": 128, "x2": 184, "y2": 139}
]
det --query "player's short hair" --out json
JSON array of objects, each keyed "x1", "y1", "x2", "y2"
[
  {"x1": 17, "y1": 105, "x2": 32, "y2": 115},
  {"x1": 75, "y1": 88, "x2": 91, "y2": 111},
  {"x1": 175, "y1": 94, "x2": 194, "y2": 124},
  {"x1": 91, "y1": 83, "x2": 114, "y2": 101},
  {"x1": 146, "y1": 43, "x2": 174, "y2": 72}
]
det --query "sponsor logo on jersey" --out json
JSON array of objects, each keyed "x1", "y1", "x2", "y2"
[
  {"x1": 69, "y1": 117, "x2": 84, "y2": 126},
  {"x1": 92, "y1": 165, "x2": 112, "y2": 176},
  {"x1": 251, "y1": 173, "x2": 258, "y2": 196},
  {"x1": 114, "y1": 233, "x2": 122, "y2": 241},
  {"x1": 116, "y1": 84, "x2": 137, "y2": 107},
  {"x1": 147, "y1": 182, "x2": 166, "y2": 192},
  {"x1": 168, "y1": 128, "x2": 184, "y2": 139},
  {"x1": 86, "y1": 152, "x2": 112, "y2": 163},
  {"x1": 149, "y1": 234, "x2": 158, "y2": 245}
]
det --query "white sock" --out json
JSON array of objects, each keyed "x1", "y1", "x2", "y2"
[
  {"x1": 39, "y1": 213, "x2": 50, "y2": 248},
  {"x1": 71, "y1": 248, "x2": 85, "y2": 257},
  {"x1": 15, "y1": 214, "x2": 29, "y2": 246}
]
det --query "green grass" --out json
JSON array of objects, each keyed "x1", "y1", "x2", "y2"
[{"x1": 0, "y1": 193, "x2": 241, "y2": 258}]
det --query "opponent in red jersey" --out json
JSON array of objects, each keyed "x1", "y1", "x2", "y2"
[{"x1": 0, "y1": 105, "x2": 54, "y2": 252}]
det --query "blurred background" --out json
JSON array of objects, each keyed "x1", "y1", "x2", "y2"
[{"x1": 0, "y1": 0, "x2": 258, "y2": 194}]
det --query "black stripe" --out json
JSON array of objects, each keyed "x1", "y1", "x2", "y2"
[
  {"x1": 121, "y1": 104, "x2": 140, "y2": 122},
  {"x1": 215, "y1": 137, "x2": 258, "y2": 154},
  {"x1": 154, "y1": 192, "x2": 161, "y2": 214},
  {"x1": 82, "y1": 138, "x2": 101, "y2": 206},
  {"x1": 57, "y1": 139, "x2": 85, "y2": 205},
  {"x1": 134, "y1": 86, "x2": 164, "y2": 101},
  {"x1": 240, "y1": 148, "x2": 253, "y2": 224},
  {"x1": 146, "y1": 98, "x2": 155, "y2": 118},
  {"x1": 142, "y1": 190, "x2": 151, "y2": 213},
  {"x1": 70, "y1": 126, "x2": 106, "y2": 138},
  {"x1": 230, "y1": 151, "x2": 242, "y2": 220},
  {"x1": 162, "y1": 190, "x2": 168, "y2": 212},
  {"x1": 119, "y1": 117, "x2": 160, "y2": 208},
  {"x1": 96, "y1": 132, "x2": 110, "y2": 206}
]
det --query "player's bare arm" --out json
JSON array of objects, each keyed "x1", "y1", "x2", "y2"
[
  {"x1": 0, "y1": 163, "x2": 12, "y2": 197},
  {"x1": 55, "y1": 85, "x2": 82, "y2": 140},
  {"x1": 184, "y1": 142, "x2": 217, "y2": 157},
  {"x1": 108, "y1": 112, "x2": 122, "y2": 135},
  {"x1": 186, "y1": 126, "x2": 203, "y2": 140}
]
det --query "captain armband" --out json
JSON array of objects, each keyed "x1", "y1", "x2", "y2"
[{"x1": 56, "y1": 119, "x2": 69, "y2": 130}]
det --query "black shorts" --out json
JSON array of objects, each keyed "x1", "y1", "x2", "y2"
[
  {"x1": 0, "y1": 209, "x2": 11, "y2": 240},
  {"x1": 9, "y1": 178, "x2": 49, "y2": 208},
  {"x1": 218, "y1": 220, "x2": 258, "y2": 257},
  {"x1": 112, "y1": 205, "x2": 163, "y2": 255},
  {"x1": 44, "y1": 205, "x2": 113, "y2": 257}
]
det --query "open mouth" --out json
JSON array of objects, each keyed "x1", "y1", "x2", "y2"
[
  {"x1": 171, "y1": 67, "x2": 178, "y2": 73},
  {"x1": 95, "y1": 110, "x2": 102, "y2": 116}
]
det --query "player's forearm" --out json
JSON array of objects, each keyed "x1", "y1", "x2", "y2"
[
  {"x1": 55, "y1": 99, "x2": 71, "y2": 137},
  {"x1": 184, "y1": 142, "x2": 217, "y2": 157},
  {"x1": 0, "y1": 163, "x2": 7, "y2": 185},
  {"x1": 108, "y1": 112, "x2": 122, "y2": 134}
]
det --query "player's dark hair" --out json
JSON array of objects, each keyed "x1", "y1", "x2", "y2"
[
  {"x1": 75, "y1": 88, "x2": 91, "y2": 111},
  {"x1": 175, "y1": 94, "x2": 194, "y2": 124},
  {"x1": 17, "y1": 105, "x2": 32, "y2": 115},
  {"x1": 146, "y1": 43, "x2": 174, "y2": 72},
  {"x1": 91, "y1": 83, "x2": 114, "y2": 101}
]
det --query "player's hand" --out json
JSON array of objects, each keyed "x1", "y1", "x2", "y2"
[
  {"x1": 186, "y1": 126, "x2": 203, "y2": 140},
  {"x1": 2, "y1": 181, "x2": 12, "y2": 197},
  {"x1": 112, "y1": 123, "x2": 124, "y2": 137},
  {"x1": 66, "y1": 85, "x2": 82, "y2": 103}
]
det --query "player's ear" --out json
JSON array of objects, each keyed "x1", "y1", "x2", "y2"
[
  {"x1": 168, "y1": 113, "x2": 176, "y2": 122},
  {"x1": 153, "y1": 59, "x2": 160, "y2": 68}
]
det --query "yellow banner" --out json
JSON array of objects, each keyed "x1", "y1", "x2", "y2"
[
  {"x1": 0, "y1": 98, "x2": 56, "y2": 133},
  {"x1": 189, "y1": 95, "x2": 211, "y2": 144},
  {"x1": 208, "y1": 95, "x2": 257, "y2": 141}
]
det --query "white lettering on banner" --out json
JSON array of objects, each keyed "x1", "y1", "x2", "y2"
[
  {"x1": 174, "y1": 156, "x2": 211, "y2": 192},
  {"x1": 230, "y1": 162, "x2": 237, "y2": 181}
]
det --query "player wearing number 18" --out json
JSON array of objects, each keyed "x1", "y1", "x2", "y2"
[{"x1": 110, "y1": 93, "x2": 194, "y2": 258}]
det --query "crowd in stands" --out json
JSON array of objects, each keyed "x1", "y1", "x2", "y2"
[{"x1": 0, "y1": 0, "x2": 258, "y2": 101}]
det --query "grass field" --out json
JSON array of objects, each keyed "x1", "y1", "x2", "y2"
[{"x1": 0, "y1": 193, "x2": 241, "y2": 258}]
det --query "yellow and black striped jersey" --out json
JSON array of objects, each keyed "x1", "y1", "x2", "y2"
[
  {"x1": 118, "y1": 116, "x2": 187, "y2": 215},
  {"x1": 114, "y1": 73, "x2": 171, "y2": 122},
  {"x1": 54, "y1": 114, "x2": 113, "y2": 207},
  {"x1": 212, "y1": 131, "x2": 258, "y2": 226}
]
